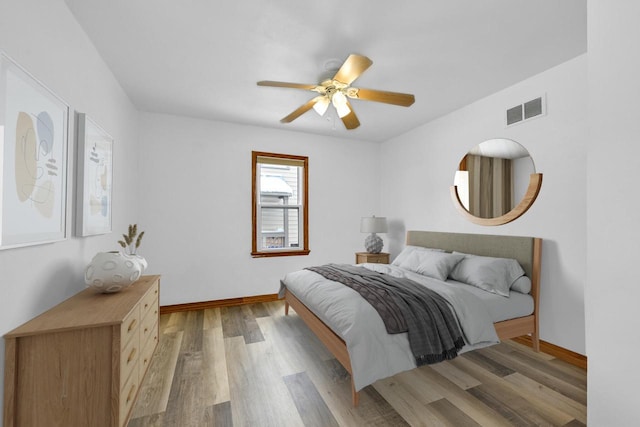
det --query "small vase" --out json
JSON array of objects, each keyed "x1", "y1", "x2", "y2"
[{"x1": 85, "y1": 251, "x2": 143, "y2": 293}]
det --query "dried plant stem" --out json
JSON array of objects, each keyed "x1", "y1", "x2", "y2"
[{"x1": 118, "y1": 224, "x2": 144, "y2": 255}]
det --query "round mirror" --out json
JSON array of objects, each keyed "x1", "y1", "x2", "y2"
[{"x1": 451, "y1": 138, "x2": 542, "y2": 226}]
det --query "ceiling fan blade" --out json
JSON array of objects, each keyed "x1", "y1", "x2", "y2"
[
  {"x1": 280, "y1": 97, "x2": 321, "y2": 123},
  {"x1": 350, "y1": 88, "x2": 415, "y2": 107},
  {"x1": 258, "y1": 81, "x2": 317, "y2": 90},
  {"x1": 332, "y1": 54, "x2": 373, "y2": 85},
  {"x1": 341, "y1": 100, "x2": 360, "y2": 129}
]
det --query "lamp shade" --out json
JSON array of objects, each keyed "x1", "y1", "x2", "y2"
[
  {"x1": 332, "y1": 91, "x2": 351, "y2": 118},
  {"x1": 313, "y1": 97, "x2": 330, "y2": 116},
  {"x1": 360, "y1": 216, "x2": 388, "y2": 234}
]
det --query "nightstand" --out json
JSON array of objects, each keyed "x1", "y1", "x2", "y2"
[{"x1": 355, "y1": 252, "x2": 390, "y2": 264}]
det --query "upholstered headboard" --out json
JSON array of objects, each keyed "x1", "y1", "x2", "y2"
[
  {"x1": 405, "y1": 231, "x2": 542, "y2": 350},
  {"x1": 406, "y1": 230, "x2": 540, "y2": 280}
]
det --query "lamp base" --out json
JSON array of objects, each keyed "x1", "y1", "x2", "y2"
[{"x1": 364, "y1": 233, "x2": 383, "y2": 254}]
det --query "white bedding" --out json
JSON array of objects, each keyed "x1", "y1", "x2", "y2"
[
  {"x1": 444, "y1": 279, "x2": 534, "y2": 322},
  {"x1": 280, "y1": 263, "x2": 531, "y2": 391}
]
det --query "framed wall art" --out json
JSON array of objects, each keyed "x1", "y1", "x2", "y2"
[
  {"x1": 0, "y1": 52, "x2": 69, "y2": 250},
  {"x1": 75, "y1": 113, "x2": 113, "y2": 236}
]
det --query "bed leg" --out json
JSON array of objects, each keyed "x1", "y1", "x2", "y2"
[
  {"x1": 531, "y1": 331, "x2": 540, "y2": 352},
  {"x1": 284, "y1": 300, "x2": 289, "y2": 316},
  {"x1": 351, "y1": 379, "x2": 360, "y2": 407}
]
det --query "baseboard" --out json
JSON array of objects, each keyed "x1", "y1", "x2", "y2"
[
  {"x1": 512, "y1": 336, "x2": 587, "y2": 370},
  {"x1": 160, "y1": 293, "x2": 280, "y2": 314}
]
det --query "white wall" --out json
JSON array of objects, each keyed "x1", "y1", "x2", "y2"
[
  {"x1": 138, "y1": 113, "x2": 381, "y2": 305},
  {"x1": 0, "y1": 0, "x2": 140, "y2": 417},
  {"x1": 380, "y1": 55, "x2": 587, "y2": 355},
  {"x1": 9, "y1": 3, "x2": 637, "y2": 425},
  {"x1": 587, "y1": 2, "x2": 640, "y2": 425}
]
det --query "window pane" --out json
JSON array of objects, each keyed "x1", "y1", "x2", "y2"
[
  {"x1": 259, "y1": 164, "x2": 300, "y2": 205},
  {"x1": 260, "y1": 207, "x2": 299, "y2": 249},
  {"x1": 287, "y1": 208, "x2": 300, "y2": 247}
]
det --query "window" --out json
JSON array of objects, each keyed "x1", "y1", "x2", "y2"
[{"x1": 252, "y1": 151, "x2": 309, "y2": 257}]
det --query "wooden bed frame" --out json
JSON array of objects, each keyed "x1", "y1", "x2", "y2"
[{"x1": 284, "y1": 230, "x2": 542, "y2": 406}]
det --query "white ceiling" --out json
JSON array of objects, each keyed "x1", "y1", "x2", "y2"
[{"x1": 64, "y1": 0, "x2": 586, "y2": 142}]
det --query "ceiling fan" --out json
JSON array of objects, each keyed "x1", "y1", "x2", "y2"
[{"x1": 257, "y1": 54, "x2": 415, "y2": 130}]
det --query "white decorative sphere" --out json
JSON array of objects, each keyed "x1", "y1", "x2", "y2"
[
  {"x1": 85, "y1": 252, "x2": 146, "y2": 293},
  {"x1": 364, "y1": 233, "x2": 384, "y2": 254}
]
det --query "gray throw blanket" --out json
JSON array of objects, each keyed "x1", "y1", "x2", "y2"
[{"x1": 305, "y1": 264, "x2": 465, "y2": 365}]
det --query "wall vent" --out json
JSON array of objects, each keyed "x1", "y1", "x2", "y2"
[{"x1": 506, "y1": 95, "x2": 546, "y2": 126}]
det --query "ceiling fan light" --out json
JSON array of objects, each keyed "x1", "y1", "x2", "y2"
[
  {"x1": 332, "y1": 91, "x2": 350, "y2": 118},
  {"x1": 335, "y1": 103, "x2": 351, "y2": 118},
  {"x1": 313, "y1": 97, "x2": 330, "y2": 116}
]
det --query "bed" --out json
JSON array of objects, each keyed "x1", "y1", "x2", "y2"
[{"x1": 280, "y1": 230, "x2": 542, "y2": 406}]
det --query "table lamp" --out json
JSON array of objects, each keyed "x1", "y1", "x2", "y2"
[{"x1": 360, "y1": 216, "x2": 387, "y2": 253}]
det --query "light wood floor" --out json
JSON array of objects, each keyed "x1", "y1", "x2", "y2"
[{"x1": 128, "y1": 301, "x2": 586, "y2": 427}]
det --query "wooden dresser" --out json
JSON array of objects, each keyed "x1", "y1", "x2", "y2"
[{"x1": 3, "y1": 275, "x2": 160, "y2": 427}]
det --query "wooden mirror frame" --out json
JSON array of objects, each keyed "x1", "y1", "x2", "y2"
[{"x1": 450, "y1": 173, "x2": 543, "y2": 226}]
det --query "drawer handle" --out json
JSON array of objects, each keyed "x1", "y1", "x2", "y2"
[
  {"x1": 127, "y1": 318, "x2": 137, "y2": 332},
  {"x1": 127, "y1": 347, "x2": 137, "y2": 363},
  {"x1": 144, "y1": 303, "x2": 149, "y2": 309},
  {"x1": 154, "y1": 289, "x2": 158, "y2": 295},
  {"x1": 144, "y1": 327, "x2": 149, "y2": 333},
  {"x1": 144, "y1": 358, "x2": 149, "y2": 365},
  {"x1": 126, "y1": 383, "x2": 136, "y2": 403}
]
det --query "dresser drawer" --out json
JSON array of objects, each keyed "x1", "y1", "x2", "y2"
[
  {"x1": 121, "y1": 304, "x2": 141, "y2": 346},
  {"x1": 119, "y1": 364, "x2": 139, "y2": 425},
  {"x1": 120, "y1": 330, "x2": 140, "y2": 386},
  {"x1": 139, "y1": 321, "x2": 159, "y2": 378},
  {"x1": 140, "y1": 281, "x2": 159, "y2": 318},
  {"x1": 140, "y1": 304, "x2": 158, "y2": 345},
  {"x1": 355, "y1": 252, "x2": 389, "y2": 264}
]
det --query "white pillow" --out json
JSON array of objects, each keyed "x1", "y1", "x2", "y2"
[
  {"x1": 511, "y1": 275, "x2": 532, "y2": 294},
  {"x1": 396, "y1": 250, "x2": 465, "y2": 281},
  {"x1": 391, "y1": 245, "x2": 445, "y2": 268},
  {"x1": 449, "y1": 252, "x2": 525, "y2": 297}
]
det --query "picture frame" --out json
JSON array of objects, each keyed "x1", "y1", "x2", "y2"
[
  {"x1": 0, "y1": 52, "x2": 69, "y2": 250},
  {"x1": 75, "y1": 113, "x2": 113, "y2": 236}
]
